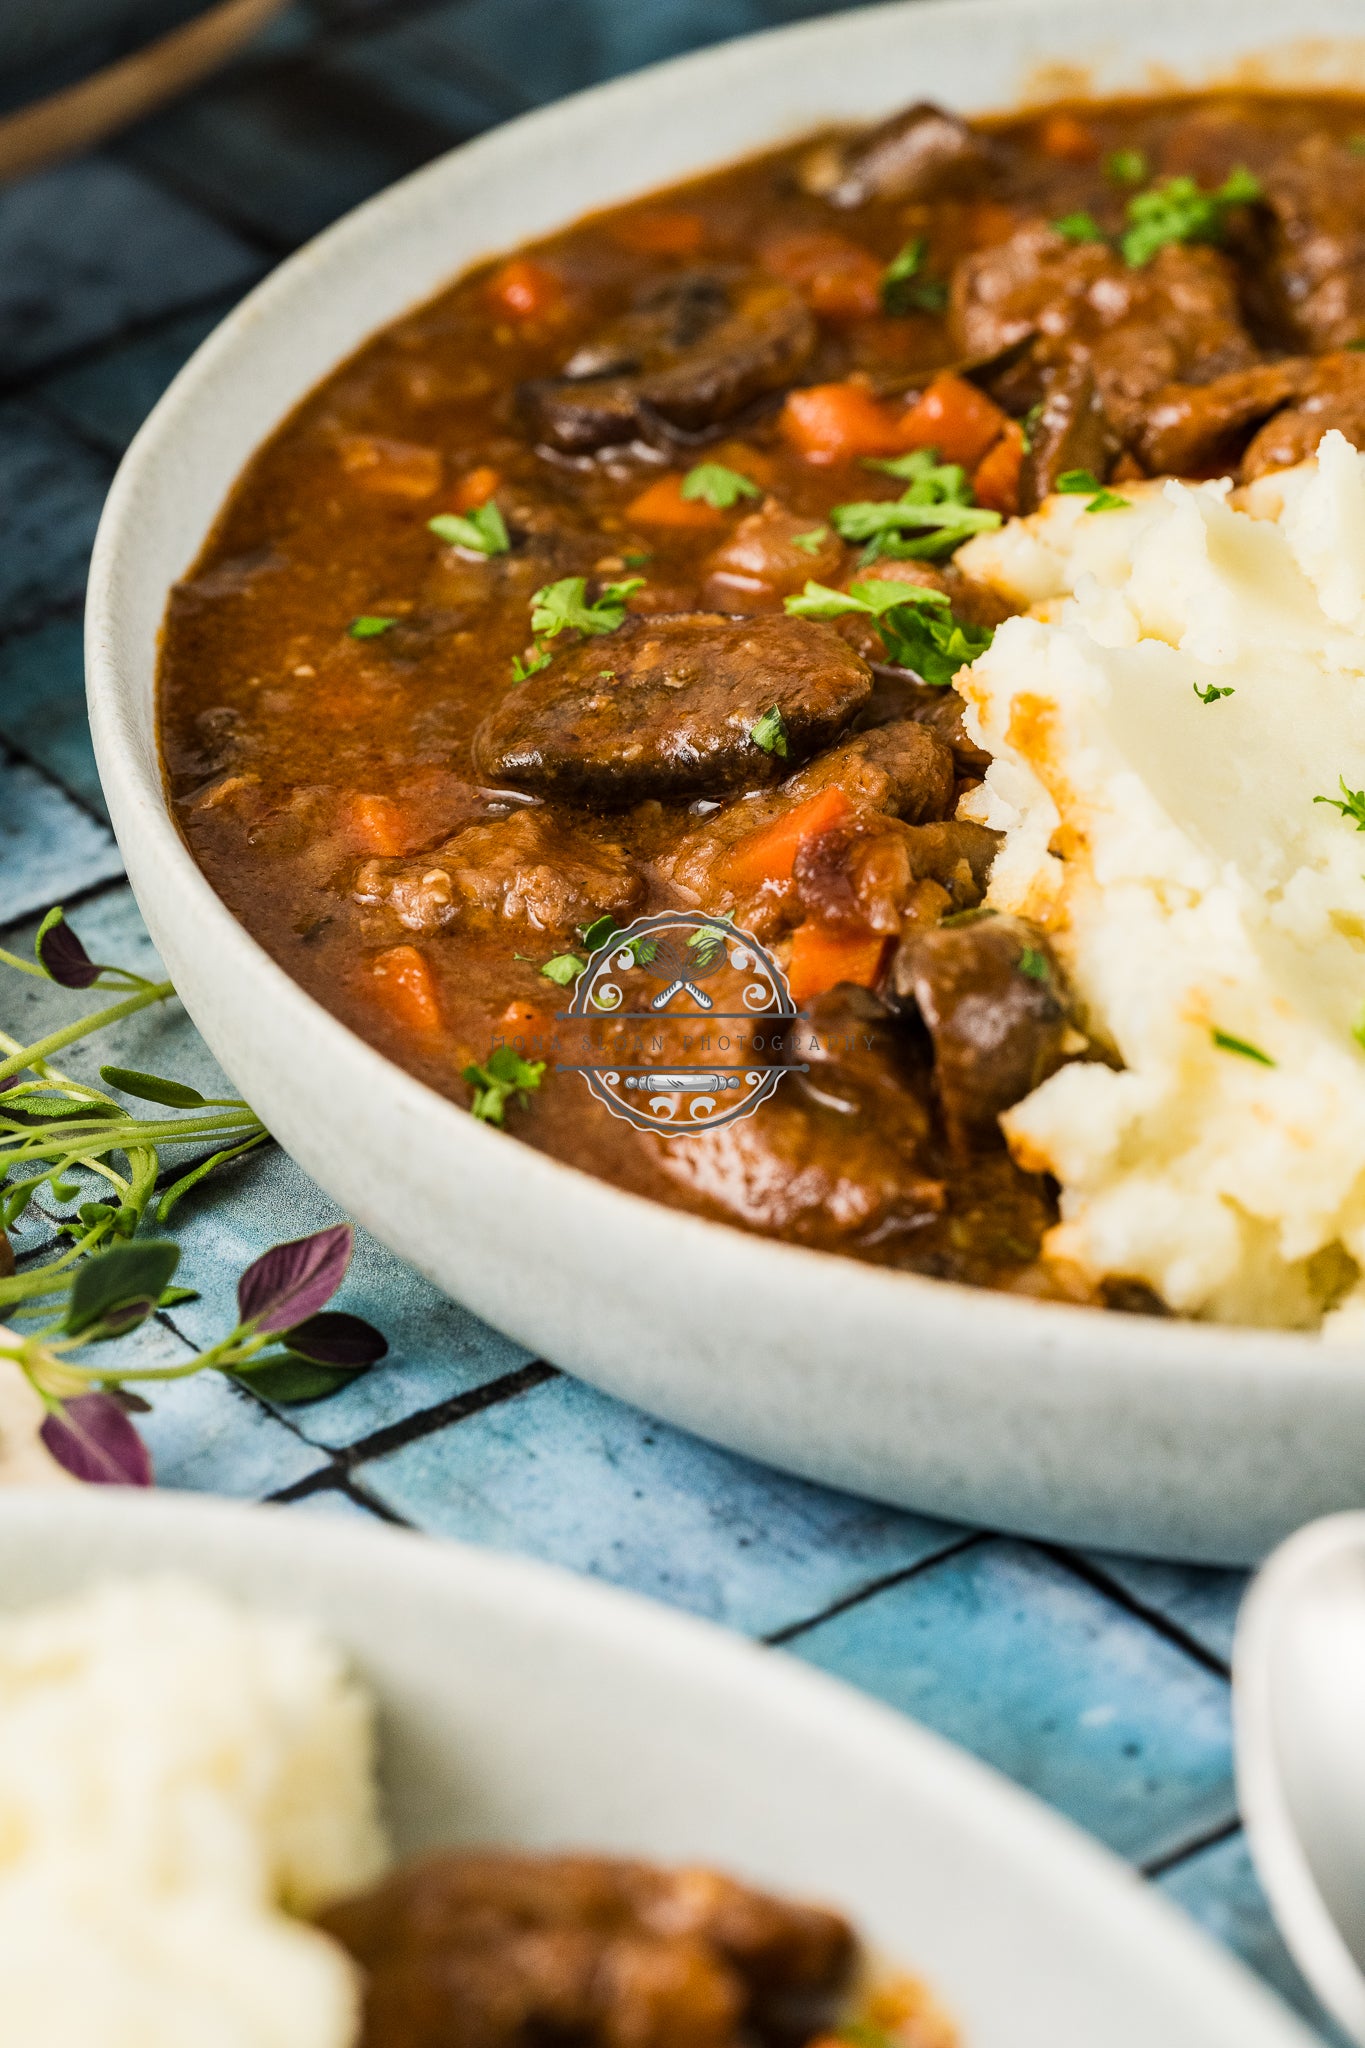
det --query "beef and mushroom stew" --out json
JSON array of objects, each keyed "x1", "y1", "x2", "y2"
[{"x1": 159, "y1": 90, "x2": 1365, "y2": 1326}]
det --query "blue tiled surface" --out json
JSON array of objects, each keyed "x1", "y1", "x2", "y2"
[{"x1": 0, "y1": 4, "x2": 1341, "y2": 2039}]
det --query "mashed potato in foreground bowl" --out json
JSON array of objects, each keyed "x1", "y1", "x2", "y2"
[
  {"x1": 955, "y1": 432, "x2": 1365, "y2": 1331},
  {"x1": 0, "y1": 1576, "x2": 389, "y2": 2047}
]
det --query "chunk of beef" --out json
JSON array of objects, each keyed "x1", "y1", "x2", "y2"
[
  {"x1": 891, "y1": 911, "x2": 1070, "y2": 1150},
  {"x1": 951, "y1": 226, "x2": 1256, "y2": 442},
  {"x1": 1241, "y1": 349, "x2": 1365, "y2": 478},
  {"x1": 660, "y1": 723, "x2": 959, "y2": 933},
  {"x1": 802, "y1": 103, "x2": 1003, "y2": 209},
  {"x1": 521, "y1": 272, "x2": 816, "y2": 453},
  {"x1": 473, "y1": 613, "x2": 871, "y2": 803},
  {"x1": 1263, "y1": 134, "x2": 1365, "y2": 351},
  {"x1": 792, "y1": 813, "x2": 998, "y2": 937},
  {"x1": 1132, "y1": 356, "x2": 1310, "y2": 475},
  {"x1": 1018, "y1": 360, "x2": 1122, "y2": 509},
  {"x1": 354, "y1": 807, "x2": 640, "y2": 934},
  {"x1": 322, "y1": 1850, "x2": 855, "y2": 2048},
  {"x1": 701, "y1": 498, "x2": 846, "y2": 611}
]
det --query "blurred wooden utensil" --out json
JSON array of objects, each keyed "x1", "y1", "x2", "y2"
[{"x1": 0, "y1": 0, "x2": 287, "y2": 183}]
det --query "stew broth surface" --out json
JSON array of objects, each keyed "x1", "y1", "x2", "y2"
[{"x1": 158, "y1": 89, "x2": 1365, "y2": 1306}]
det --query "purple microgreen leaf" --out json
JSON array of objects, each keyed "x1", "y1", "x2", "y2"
[
  {"x1": 282, "y1": 1310, "x2": 388, "y2": 1368},
  {"x1": 107, "y1": 1387, "x2": 152, "y2": 1414},
  {"x1": 237, "y1": 1223, "x2": 353, "y2": 1334},
  {"x1": 64, "y1": 1240, "x2": 181, "y2": 1337},
  {"x1": 41, "y1": 1394, "x2": 153, "y2": 1486},
  {"x1": 34, "y1": 909, "x2": 101, "y2": 989}
]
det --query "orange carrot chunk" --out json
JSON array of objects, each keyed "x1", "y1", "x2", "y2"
[
  {"x1": 725, "y1": 786, "x2": 851, "y2": 890},
  {"x1": 612, "y1": 209, "x2": 706, "y2": 256},
  {"x1": 896, "y1": 372, "x2": 1009, "y2": 469},
  {"x1": 971, "y1": 418, "x2": 1025, "y2": 516},
  {"x1": 370, "y1": 946, "x2": 441, "y2": 1032},
  {"x1": 453, "y1": 464, "x2": 501, "y2": 511},
  {"x1": 345, "y1": 793, "x2": 410, "y2": 855},
  {"x1": 787, "y1": 922, "x2": 888, "y2": 1006},
  {"x1": 779, "y1": 382, "x2": 904, "y2": 465},
  {"x1": 338, "y1": 434, "x2": 442, "y2": 499},
  {"x1": 1037, "y1": 111, "x2": 1099, "y2": 162},
  {"x1": 626, "y1": 473, "x2": 726, "y2": 526},
  {"x1": 487, "y1": 257, "x2": 565, "y2": 320},
  {"x1": 761, "y1": 230, "x2": 884, "y2": 320}
]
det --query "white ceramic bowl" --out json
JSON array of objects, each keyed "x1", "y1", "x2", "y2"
[
  {"x1": 1236, "y1": 1512, "x2": 1365, "y2": 2045},
  {"x1": 0, "y1": 1485, "x2": 1320, "y2": 2048},
  {"x1": 85, "y1": 0, "x2": 1365, "y2": 1567}
]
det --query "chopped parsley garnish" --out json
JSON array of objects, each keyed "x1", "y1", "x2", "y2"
[
  {"x1": 622, "y1": 548, "x2": 653, "y2": 566},
  {"x1": 539, "y1": 952, "x2": 585, "y2": 987},
  {"x1": 531, "y1": 575, "x2": 644, "y2": 639},
  {"x1": 1016, "y1": 946, "x2": 1051, "y2": 982},
  {"x1": 463, "y1": 1044, "x2": 546, "y2": 1124},
  {"x1": 1053, "y1": 210, "x2": 1105, "y2": 242},
  {"x1": 1106, "y1": 147, "x2": 1148, "y2": 185},
  {"x1": 786, "y1": 578, "x2": 992, "y2": 688},
  {"x1": 428, "y1": 500, "x2": 510, "y2": 556},
  {"x1": 1120, "y1": 166, "x2": 1262, "y2": 268},
  {"x1": 1019, "y1": 399, "x2": 1044, "y2": 456},
  {"x1": 1211, "y1": 1028, "x2": 1275, "y2": 1067},
  {"x1": 578, "y1": 914, "x2": 657, "y2": 966},
  {"x1": 750, "y1": 705, "x2": 789, "y2": 757},
  {"x1": 349, "y1": 614, "x2": 397, "y2": 638},
  {"x1": 832, "y1": 450, "x2": 1000, "y2": 561},
  {"x1": 680, "y1": 462, "x2": 761, "y2": 510},
  {"x1": 1193, "y1": 680, "x2": 1235, "y2": 704},
  {"x1": 1056, "y1": 468, "x2": 1130, "y2": 512},
  {"x1": 880, "y1": 236, "x2": 947, "y2": 315},
  {"x1": 791, "y1": 525, "x2": 830, "y2": 554},
  {"x1": 510, "y1": 647, "x2": 553, "y2": 683},
  {"x1": 1315, "y1": 776, "x2": 1365, "y2": 830}
]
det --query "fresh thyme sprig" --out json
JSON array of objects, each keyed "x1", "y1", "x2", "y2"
[{"x1": 0, "y1": 907, "x2": 389, "y2": 1480}]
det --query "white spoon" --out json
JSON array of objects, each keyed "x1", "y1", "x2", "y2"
[{"x1": 1235, "y1": 1512, "x2": 1365, "y2": 2044}]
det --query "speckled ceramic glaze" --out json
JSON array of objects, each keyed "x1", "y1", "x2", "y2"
[
  {"x1": 86, "y1": 0, "x2": 1365, "y2": 1565},
  {"x1": 0, "y1": 1487, "x2": 1321, "y2": 2047}
]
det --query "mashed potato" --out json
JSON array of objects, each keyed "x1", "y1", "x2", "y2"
[
  {"x1": 0, "y1": 1577, "x2": 389, "y2": 2047},
  {"x1": 954, "y1": 431, "x2": 1365, "y2": 1329}
]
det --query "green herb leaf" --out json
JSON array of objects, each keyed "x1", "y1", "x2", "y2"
[
  {"x1": 237, "y1": 1356, "x2": 360, "y2": 1405},
  {"x1": 830, "y1": 497, "x2": 1000, "y2": 547},
  {"x1": 680, "y1": 463, "x2": 761, "y2": 510},
  {"x1": 1121, "y1": 166, "x2": 1262, "y2": 268},
  {"x1": 750, "y1": 705, "x2": 789, "y2": 757},
  {"x1": 349, "y1": 614, "x2": 397, "y2": 639},
  {"x1": 463, "y1": 1044, "x2": 546, "y2": 1125},
  {"x1": 790, "y1": 526, "x2": 830, "y2": 554},
  {"x1": 785, "y1": 577, "x2": 950, "y2": 621},
  {"x1": 862, "y1": 447, "x2": 972, "y2": 500},
  {"x1": 1105, "y1": 147, "x2": 1148, "y2": 185},
  {"x1": 511, "y1": 646, "x2": 553, "y2": 683},
  {"x1": 1193, "y1": 681, "x2": 1235, "y2": 704},
  {"x1": 622, "y1": 548, "x2": 653, "y2": 567},
  {"x1": 785, "y1": 578, "x2": 988, "y2": 686},
  {"x1": 1314, "y1": 776, "x2": 1365, "y2": 831},
  {"x1": 539, "y1": 952, "x2": 586, "y2": 986},
  {"x1": 1084, "y1": 489, "x2": 1131, "y2": 513},
  {"x1": 880, "y1": 236, "x2": 947, "y2": 315},
  {"x1": 1053, "y1": 210, "x2": 1105, "y2": 242},
  {"x1": 428, "y1": 501, "x2": 510, "y2": 555},
  {"x1": 1017, "y1": 946, "x2": 1051, "y2": 982},
  {"x1": 1211, "y1": 1028, "x2": 1275, "y2": 1067},
  {"x1": 99, "y1": 1064, "x2": 206, "y2": 1109},
  {"x1": 580, "y1": 915, "x2": 620, "y2": 952},
  {"x1": 530, "y1": 575, "x2": 644, "y2": 640},
  {"x1": 64, "y1": 1239, "x2": 181, "y2": 1339},
  {"x1": 1056, "y1": 469, "x2": 1104, "y2": 494}
]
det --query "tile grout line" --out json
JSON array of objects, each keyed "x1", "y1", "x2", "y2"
[
  {"x1": 1140, "y1": 1812, "x2": 1243, "y2": 1880},
  {"x1": 762, "y1": 1529, "x2": 989, "y2": 1647},
  {"x1": 337, "y1": 1358, "x2": 560, "y2": 1469},
  {"x1": 0, "y1": 868, "x2": 130, "y2": 943},
  {"x1": 1038, "y1": 1542, "x2": 1233, "y2": 1681},
  {"x1": 0, "y1": 722, "x2": 117, "y2": 836}
]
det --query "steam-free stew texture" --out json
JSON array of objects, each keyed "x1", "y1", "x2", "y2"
[{"x1": 159, "y1": 91, "x2": 1365, "y2": 1305}]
